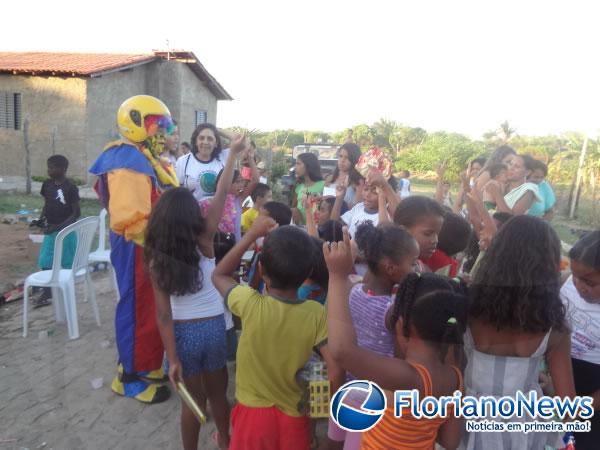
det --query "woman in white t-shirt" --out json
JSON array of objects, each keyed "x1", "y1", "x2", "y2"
[
  {"x1": 176, "y1": 123, "x2": 230, "y2": 201},
  {"x1": 561, "y1": 231, "x2": 600, "y2": 450}
]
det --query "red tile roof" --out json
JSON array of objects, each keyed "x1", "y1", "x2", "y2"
[
  {"x1": 0, "y1": 51, "x2": 232, "y2": 100},
  {"x1": 0, "y1": 52, "x2": 156, "y2": 76}
]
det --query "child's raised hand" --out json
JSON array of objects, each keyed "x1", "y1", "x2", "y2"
[
  {"x1": 248, "y1": 215, "x2": 278, "y2": 238},
  {"x1": 230, "y1": 134, "x2": 248, "y2": 155},
  {"x1": 366, "y1": 169, "x2": 386, "y2": 188},
  {"x1": 484, "y1": 181, "x2": 502, "y2": 200},
  {"x1": 335, "y1": 182, "x2": 347, "y2": 198},
  {"x1": 323, "y1": 227, "x2": 354, "y2": 276},
  {"x1": 302, "y1": 193, "x2": 319, "y2": 212},
  {"x1": 436, "y1": 161, "x2": 448, "y2": 177},
  {"x1": 302, "y1": 193, "x2": 310, "y2": 210}
]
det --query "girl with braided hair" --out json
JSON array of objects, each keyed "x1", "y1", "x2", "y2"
[
  {"x1": 324, "y1": 228, "x2": 467, "y2": 450},
  {"x1": 325, "y1": 221, "x2": 419, "y2": 449},
  {"x1": 386, "y1": 272, "x2": 467, "y2": 360}
]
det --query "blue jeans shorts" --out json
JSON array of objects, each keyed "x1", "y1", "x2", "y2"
[{"x1": 170, "y1": 314, "x2": 227, "y2": 378}]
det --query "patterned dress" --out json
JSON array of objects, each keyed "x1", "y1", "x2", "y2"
[{"x1": 461, "y1": 327, "x2": 562, "y2": 450}]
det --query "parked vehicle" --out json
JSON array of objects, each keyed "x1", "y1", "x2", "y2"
[
  {"x1": 292, "y1": 144, "x2": 339, "y2": 178},
  {"x1": 276, "y1": 144, "x2": 340, "y2": 205}
]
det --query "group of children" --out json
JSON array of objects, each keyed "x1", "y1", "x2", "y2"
[
  {"x1": 145, "y1": 133, "x2": 600, "y2": 450},
  {"x1": 30, "y1": 127, "x2": 599, "y2": 450}
]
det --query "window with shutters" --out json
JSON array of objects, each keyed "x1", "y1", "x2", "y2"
[
  {"x1": 0, "y1": 92, "x2": 21, "y2": 130},
  {"x1": 195, "y1": 110, "x2": 207, "y2": 127}
]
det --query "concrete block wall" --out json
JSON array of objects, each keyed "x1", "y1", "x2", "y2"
[{"x1": 0, "y1": 74, "x2": 87, "y2": 180}]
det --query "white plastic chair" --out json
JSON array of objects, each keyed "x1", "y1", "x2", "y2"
[
  {"x1": 22, "y1": 216, "x2": 100, "y2": 339},
  {"x1": 88, "y1": 208, "x2": 118, "y2": 295}
]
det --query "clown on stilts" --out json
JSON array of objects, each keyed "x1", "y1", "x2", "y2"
[{"x1": 89, "y1": 95, "x2": 178, "y2": 403}]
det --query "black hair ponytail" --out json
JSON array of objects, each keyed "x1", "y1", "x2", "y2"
[
  {"x1": 388, "y1": 272, "x2": 421, "y2": 333},
  {"x1": 438, "y1": 293, "x2": 467, "y2": 363},
  {"x1": 355, "y1": 221, "x2": 382, "y2": 271},
  {"x1": 411, "y1": 291, "x2": 468, "y2": 362},
  {"x1": 389, "y1": 273, "x2": 460, "y2": 336},
  {"x1": 355, "y1": 222, "x2": 416, "y2": 275}
]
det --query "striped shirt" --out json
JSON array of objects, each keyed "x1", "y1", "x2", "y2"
[
  {"x1": 349, "y1": 284, "x2": 395, "y2": 361},
  {"x1": 361, "y1": 363, "x2": 462, "y2": 449}
]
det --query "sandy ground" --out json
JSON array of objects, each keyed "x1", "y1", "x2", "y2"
[
  {"x1": 1, "y1": 270, "x2": 329, "y2": 450},
  {"x1": 0, "y1": 271, "x2": 229, "y2": 450},
  {"x1": 0, "y1": 222, "x2": 40, "y2": 291}
]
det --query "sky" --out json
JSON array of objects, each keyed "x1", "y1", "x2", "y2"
[{"x1": 5, "y1": 0, "x2": 600, "y2": 138}]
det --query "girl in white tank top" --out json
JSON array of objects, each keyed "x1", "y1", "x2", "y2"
[{"x1": 146, "y1": 135, "x2": 250, "y2": 450}]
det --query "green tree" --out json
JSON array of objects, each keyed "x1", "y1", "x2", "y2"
[
  {"x1": 372, "y1": 118, "x2": 398, "y2": 149},
  {"x1": 351, "y1": 124, "x2": 374, "y2": 147},
  {"x1": 389, "y1": 126, "x2": 427, "y2": 156},
  {"x1": 395, "y1": 132, "x2": 483, "y2": 179},
  {"x1": 499, "y1": 121, "x2": 516, "y2": 142}
]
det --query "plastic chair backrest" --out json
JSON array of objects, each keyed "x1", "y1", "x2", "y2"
[
  {"x1": 50, "y1": 216, "x2": 100, "y2": 283},
  {"x1": 96, "y1": 208, "x2": 108, "y2": 252}
]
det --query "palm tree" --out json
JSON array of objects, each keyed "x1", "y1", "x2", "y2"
[{"x1": 498, "y1": 121, "x2": 516, "y2": 142}]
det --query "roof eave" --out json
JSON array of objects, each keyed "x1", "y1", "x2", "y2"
[
  {"x1": 88, "y1": 56, "x2": 158, "y2": 78},
  {"x1": 0, "y1": 56, "x2": 157, "y2": 78},
  {"x1": 154, "y1": 50, "x2": 233, "y2": 101}
]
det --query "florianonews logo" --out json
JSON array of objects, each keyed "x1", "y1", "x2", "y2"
[{"x1": 330, "y1": 380, "x2": 387, "y2": 432}]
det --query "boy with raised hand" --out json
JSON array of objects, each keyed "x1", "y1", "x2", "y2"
[{"x1": 212, "y1": 217, "x2": 334, "y2": 450}]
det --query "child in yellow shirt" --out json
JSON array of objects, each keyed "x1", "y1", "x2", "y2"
[{"x1": 241, "y1": 183, "x2": 272, "y2": 234}]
